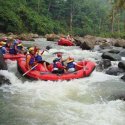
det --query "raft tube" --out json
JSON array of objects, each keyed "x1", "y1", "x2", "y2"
[
  {"x1": 58, "y1": 38, "x2": 74, "y2": 46},
  {"x1": 17, "y1": 58, "x2": 95, "y2": 81},
  {"x1": 4, "y1": 53, "x2": 25, "y2": 60}
]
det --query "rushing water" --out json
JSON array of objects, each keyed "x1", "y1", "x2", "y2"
[{"x1": 0, "y1": 38, "x2": 125, "y2": 125}]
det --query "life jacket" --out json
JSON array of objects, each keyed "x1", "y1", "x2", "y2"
[
  {"x1": 67, "y1": 60, "x2": 75, "y2": 69},
  {"x1": 0, "y1": 46, "x2": 6, "y2": 54},
  {"x1": 53, "y1": 58, "x2": 60, "y2": 69},
  {"x1": 35, "y1": 54, "x2": 42, "y2": 62},
  {"x1": 26, "y1": 54, "x2": 35, "y2": 65},
  {"x1": 9, "y1": 43, "x2": 17, "y2": 54},
  {"x1": 17, "y1": 43, "x2": 23, "y2": 50}
]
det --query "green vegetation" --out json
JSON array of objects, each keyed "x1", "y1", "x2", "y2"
[{"x1": 0, "y1": 0, "x2": 125, "y2": 37}]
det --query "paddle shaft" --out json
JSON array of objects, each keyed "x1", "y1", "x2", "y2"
[
  {"x1": 18, "y1": 64, "x2": 38, "y2": 79},
  {"x1": 23, "y1": 64, "x2": 38, "y2": 76}
]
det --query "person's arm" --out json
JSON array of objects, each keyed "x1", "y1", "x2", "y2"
[
  {"x1": 15, "y1": 45, "x2": 22, "y2": 53},
  {"x1": 74, "y1": 62, "x2": 83, "y2": 68},
  {"x1": 26, "y1": 55, "x2": 31, "y2": 70}
]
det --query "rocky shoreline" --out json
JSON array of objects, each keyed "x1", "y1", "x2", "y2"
[
  {"x1": 0, "y1": 33, "x2": 39, "y2": 41},
  {"x1": 73, "y1": 35, "x2": 125, "y2": 81}
]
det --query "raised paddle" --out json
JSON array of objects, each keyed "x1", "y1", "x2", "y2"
[{"x1": 18, "y1": 64, "x2": 38, "y2": 79}]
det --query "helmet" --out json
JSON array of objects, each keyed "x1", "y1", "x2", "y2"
[
  {"x1": 1, "y1": 41, "x2": 6, "y2": 45},
  {"x1": 57, "y1": 53, "x2": 62, "y2": 57},
  {"x1": 2, "y1": 37, "x2": 7, "y2": 41},
  {"x1": 29, "y1": 47, "x2": 34, "y2": 52},
  {"x1": 53, "y1": 58, "x2": 60, "y2": 63},
  {"x1": 66, "y1": 57, "x2": 74, "y2": 63}
]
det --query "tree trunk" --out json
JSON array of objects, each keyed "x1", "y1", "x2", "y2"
[
  {"x1": 99, "y1": 18, "x2": 102, "y2": 32},
  {"x1": 69, "y1": 1, "x2": 74, "y2": 33},
  {"x1": 48, "y1": 1, "x2": 52, "y2": 12},
  {"x1": 111, "y1": 8, "x2": 115, "y2": 33},
  {"x1": 37, "y1": 0, "x2": 40, "y2": 13},
  {"x1": 70, "y1": 9, "x2": 73, "y2": 32}
]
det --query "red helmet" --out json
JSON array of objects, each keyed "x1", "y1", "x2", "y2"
[
  {"x1": 2, "y1": 37, "x2": 7, "y2": 41},
  {"x1": 57, "y1": 53, "x2": 62, "y2": 57}
]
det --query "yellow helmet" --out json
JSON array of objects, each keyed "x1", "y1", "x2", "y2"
[
  {"x1": 66, "y1": 57, "x2": 74, "y2": 63},
  {"x1": 29, "y1": 47, "x2": 34, "y2": 52},
  {"x1": 1, "y1": 41, "x2": 6, "y2": 45}
]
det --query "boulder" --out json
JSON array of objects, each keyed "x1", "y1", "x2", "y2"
[
  {"x1": 121, "y1": 74, "x2": 125, "y2": 81},
  {"x1": 46, "y1": 45, "x2": 52, "y2": 50},
  {"x1": 99, "y1": 42, "x2": 111, "y2": 49},
  {"x1": 45, "y1": 33, "x2": 59, "y2": 41},
  {"x1": 0, "y1": 52, "x2": 11, "y2": 85},
  {"x1": 118, "y1": 61, "x2": 125, "y2": 70},
  {"x1": 113, "y1": 39, "x2": 125, "y2": 48},
  {"x1": 0, "y1": 52, "x2": 7, "y2": 70},
  {"x1": 106, "y1": 67, "x2": 124, "y2": 76},
  {"x1": 119, "y1": 50, "x2": 125, "y2": 57},
  {"x1": 108, "y1": 49, "x2": 120, "y2": 54},
  {"x1": 96, "y1": 59, "x2": 111, "y2": 72},
  {"x1": 102, "y1": 52, "x2": 121, "y2": 61},
  {"x1": 74, "y1": 36, "x2": 95, "y2": 50},
  {"x1": 0, "y1": 75, "x2": 11, "y2": 85}
]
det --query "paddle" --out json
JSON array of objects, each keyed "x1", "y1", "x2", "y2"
[{"x1": 18, "y1": 64, "x2": 38, "y2": 79}]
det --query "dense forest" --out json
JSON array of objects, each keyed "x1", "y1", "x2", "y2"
[{"x1": 0, "y1": 0, "x2": 125, "y2": 37}]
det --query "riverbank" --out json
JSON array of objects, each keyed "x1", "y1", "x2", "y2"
[{"x1": 0, "y1": 33, "x2": 39, "y2": 41}]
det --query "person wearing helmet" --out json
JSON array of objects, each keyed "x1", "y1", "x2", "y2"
[
  {"x1": 9, "y1": 39, "x2": 24, "y2": 54},
  {"x1": 16, "y1": 40, "x2": 24, "y2": 53},
  {"x1": 35, "y1": 47, "x2": 49, "y2": 71},
  {"x1": 66, "y1": 34, "x2": 74, "y2": 42},
  {"x1": 52, "y1": 52, "x2": 67, "y2": 74},
  {"x1": 26, "y1": 47, "x2": 36, "y2": 70},
  {"x1": 0, "y1": 42, "x2": 8, "y2": 54},
  {"x1": 52, "y1": 57, "x2": 66, "y2": 74},
  {"x1": 66, "y1": 57, "x2": 77, "y2": 72},
  {"x1": 1, "y1": 37, "x2": 7, "y2": 42},
  {"x1": 9, "y1": 39, "x2": 19, "y2": 54}
]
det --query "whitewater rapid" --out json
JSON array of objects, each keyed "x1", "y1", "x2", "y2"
[{"x1": 0, "y1": 38, "x2": 125, "y2": 125}]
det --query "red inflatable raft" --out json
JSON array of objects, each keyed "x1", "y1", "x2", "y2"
[
  {"x1": 17, "y1": 58, "x2": 95, "y2": 81},
  {"x1": 58, "y1": 38, "x2": 74, "y2": 46},
  {"x1": 4, "y1": 53, "x2": 25, "y2": 60}
]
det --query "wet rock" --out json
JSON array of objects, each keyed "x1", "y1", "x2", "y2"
[
  {"x1": 74, "y1": 36, "x2": 95, "y2": 50},
  {"x1": 0, "y1": 52, "x2": 11, "y2": 85},
  {"x1": 121, "y1": 74, "x2": 125, "y2": 81},
  {"x1": 80, "y1": 42, "x2": 93, "y2": 50},
  {"x1": 102, "y1": 52, "x2": 121, "y2": 61},
  {"x1": 106, "y1": 67, "x2": 124, "y2": 76},
  {"x1": 119, "y1": 50, "x2": 125, "y2": 57},
  {"x1": 0, "y1": 75, "x2": 11, "y2": 85},
  {"x1": 45, "y1": 33, "x2": 59, "y2": 41},
  {"x1": 17, "y1": 34, "x2": 35, "y2": 41},
  {"x1": 93, "y1": 45, "x2": 102, "y2": 51},
  {"x1": 99, "y1": 42, "x2": 111, "y2": 49},
  {"x1": 46, "y1": 45, "x2": 52, "y2": 50},
  {"x1": 118, "y1": 61, "x2": 125, "y2": 70},
  {"x1": 113, "y1": 39, "x2": 125, "y2": 48},
  {"x1": 96, "y1": 59, "x2": 111, "y2": 72},
  {"x1": 111, "y1": 94, "x2": 125, "y2": 101},
  {"x1": 108, "y1": 49, "x2": 120, "y2": 54},
  {"x1": 0, "y1": 52, "x2": 7, "y2": 70}
]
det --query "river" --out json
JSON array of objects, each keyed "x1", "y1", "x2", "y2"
[{"x1": 0, "y1": 38, "x2": 125, "y2": 125}]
